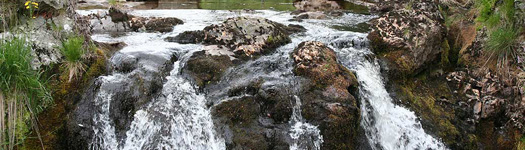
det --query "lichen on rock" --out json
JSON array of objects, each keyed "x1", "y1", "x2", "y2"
[{"x1": 367, "y1": 0, "x2": 446, "y2": 77}]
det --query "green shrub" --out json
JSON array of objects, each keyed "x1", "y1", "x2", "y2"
[
  {"x1": 59, "y1": 36, "x2": 86, "y2": 82},
  {"x1": 0, "y1": 37, "x2": 52, "y2": 149},
  {"x1": 0, "y1": 37, "x2": 52, "y2": 110}
]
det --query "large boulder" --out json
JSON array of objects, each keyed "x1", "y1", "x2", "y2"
[
  {"x1": 176, "y1": 17, "x2": 296, "y2": 56},
  {"x1": 175, "y1": 17, "x2": 304, "y2": 88},
  {"x1": 292, "y1": 41, "x2": 360, "y2": 149},
  {"x1": 442, "y1": 67, "x2": 524, "y2": 149},
  {"x1": 367, "y1": 0, "x2": 446, "y2": 77}
]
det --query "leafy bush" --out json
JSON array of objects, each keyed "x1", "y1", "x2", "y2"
[
  {"x1": 59, "y1": 36, "x2": 86, "y2": 82},
  {"x1": 0, "y1": 37, "x2": 51, "y2": 149}
]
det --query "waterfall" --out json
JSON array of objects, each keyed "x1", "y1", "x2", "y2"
[
  {"x1": 80, "y1": 9, "x2": 446, "y2": 150},
  {"x1": 120, "y1": 52, "x2": 225, "y2": 150},
  {"x1": 89, "y1": 50, "x2": 225, "y2": 150},
  {"x1": 289, "y1": 95, "x2": 323, "y2": 150},
  {"x1": 353, "y1": 59, "x2": 446, "y2": 150},
  {"x1": 333, "y1": 37, "x2": 447, "y2": 149}
]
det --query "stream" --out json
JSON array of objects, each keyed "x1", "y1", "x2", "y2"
[{"x1": 77, "y1": 7, "x2": 446, "y2": 150}]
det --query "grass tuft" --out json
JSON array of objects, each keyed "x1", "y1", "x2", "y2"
[
  {"x1": 60, "y1": 36, "x2": 85, "y2": 62},
  {"x1": 486, "y1": 27, "x2": 518, "y2": 55},
  {"x1": 0, "y1": 37, "x2": 52, "y2": 149},
  {"x1": 59, "y1": 36, "x2": 86, "y2": 82}
]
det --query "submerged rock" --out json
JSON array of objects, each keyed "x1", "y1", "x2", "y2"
[
  {"x1": 164, "y1": 30, "x2": 205, "y2": 44},
  {"x1": 367, "y1": 0, "x2": 446, "y2": 77},
  {"x1": 292, "y1": 41, "x2": 360, "y2": 149},
  {"x1": 130, "y1": 17, "x2": 183, "y2": 33}
]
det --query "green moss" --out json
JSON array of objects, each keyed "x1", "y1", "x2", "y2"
[
  {"x1": 266, "y1": 35, "x2": 274, "y2": 44},
  {"x1": 519, "y1": 136, "x2": 525, "y2": 150},
  {"x1": 394, "y1": 74, "x2": 462, "y2": 146},
  {"x1": 82, "y1": 49, "x2": 107, "y2": 83},
  {"x1": 199, "y1": 0, "x2": 295, "y2": 11},
  {"x1": 440, "y1": 40, "x2": 451, "y2": 67},
  {"x1": 475, "y1": 0, "x2": 497, "y2": 23}
]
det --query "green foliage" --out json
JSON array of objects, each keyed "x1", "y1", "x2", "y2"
[
  {"x1": 485, "y1": 11, "x2": 501, "y2": 28},
  {"x1": 475, "y1": 0, "x2": 521, "y2": 70},
  {"x1": 476, "y1": 0, "x2": 516, "y2": 29},
  {"x1": 0, "y1": 37, "x2": 52, "y2": 110},
  {"x1": 0, "y1": 37, "x2": 52, "y2": 149},
  {"x1": 475, "y1": 0, "x2": 497, "y2": 22},
  {"x1": 60, "y1": 36, "x2": 85, "y2": 62},
  {"x1": 59, "y1": 36, "x2": 86, "y2": 82},
  {"x1": 500, "y1": 0, "x2": 516, "y2": 24},
  {"x1": 485, "y1": 26, "x2": 519, "y2": 57}
]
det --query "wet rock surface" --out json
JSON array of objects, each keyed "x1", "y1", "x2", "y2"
[
  {"x1": 367, "y1": 0, "x2": 446, "y2": 77},
  {"x1": 184, "y1": 50, "x2": 234, "y2": 87},
  {"x1": 165, "y1": 30, "x2": 205, "y2": 44},
  {"x1": 211, "y1": 80, "x2": 293, "y2": 150},
  {"x1": 292, "y1": 41, "x2": 360, "y2": 149}
]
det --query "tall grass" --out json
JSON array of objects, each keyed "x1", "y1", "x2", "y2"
[
  {"x1": 476, "y1": 0, "x2": 521, "y2": 73},
  {"x1": 485, "y1": 27, "x2": 519, "y2": 67},
  {"x1": 59, "y1": 36, "x2": 86, "y2": 82},
  {"x1": 0, "y1": 37, "x2": 51, "y2": 150}
]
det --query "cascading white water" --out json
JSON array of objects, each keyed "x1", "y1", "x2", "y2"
[
  {"x1": 333, "y1": 36, "x2": 447, "y2": 149},
  {"x1": 120, "y1": 51, "x2": 225, "y2": 150},
  {"x1": 354, "y1": 59, "x2": 446, "y2": 150},
  {"x1": 91, "y1": 76, "x2": 121, "y2": 150},
  {"x1": 80, "y1": 9, "x2": 446, "y2": 150},
  {"x1": 289, "y1": 95, "x2": 323, "y2": 150}
]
